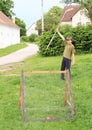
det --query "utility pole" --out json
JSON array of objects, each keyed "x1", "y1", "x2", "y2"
[{"x1": 41, "y1": 0, "x2": 44, "y2": 33}]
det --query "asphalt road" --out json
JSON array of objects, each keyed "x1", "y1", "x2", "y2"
[{"x1": 0, "y1": 44, "x2": 39, "y2": 66}]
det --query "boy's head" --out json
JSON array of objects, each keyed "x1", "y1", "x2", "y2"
[{"x1": 66, "y1": 36, "x2": 72, "y2": 44}]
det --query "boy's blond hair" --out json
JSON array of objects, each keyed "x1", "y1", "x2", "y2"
[{"x1": 66, "y1": 36, "x2": 72, "y2": 41}]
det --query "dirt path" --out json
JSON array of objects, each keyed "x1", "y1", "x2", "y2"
[{"x1": 0, "y1": 44, "x2": 39, "y2": 66}]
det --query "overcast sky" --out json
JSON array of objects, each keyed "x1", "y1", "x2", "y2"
[{"x1": 13, "y1": 0, "x2": 65, "y2": 28}]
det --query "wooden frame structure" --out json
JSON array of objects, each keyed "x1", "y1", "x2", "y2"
[{"x1": 18, "y1": 70, "x2": 75, "y2": 122}]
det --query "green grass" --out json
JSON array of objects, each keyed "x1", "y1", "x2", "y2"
[
  {"x1": 24, "y1": 74, "x2": 69, "y2": 121},
  {"x1": 0, "y1": 54, "x2": 92, "y2": 130},
  {"x1": 0, "y1": 43, "x2": 27, "y2": 57}
]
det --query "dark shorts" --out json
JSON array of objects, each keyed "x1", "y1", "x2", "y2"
[
  {"x1": 61, "y1": 57, "x2": 71, "y2": 71},
  {"x1": 60, "y1": 57, "x2": 71, "y2": 80}
]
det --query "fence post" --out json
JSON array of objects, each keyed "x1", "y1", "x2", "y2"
[
  {"x1": 21, "y1": 70, "x2": 25, "y2": 122},
  {"x1": 67, "y1": 69, "x2": 75, "y2": 117},
  {"x1": 18, "y1": 78, "x2": 22, "y2": 109},
  {"x1": 64, "y1": 70, "x2": 68, "y2": 106}
]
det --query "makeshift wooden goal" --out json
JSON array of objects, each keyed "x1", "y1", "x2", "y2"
[{"x1": 18, "y1": 70, "x2": 75, "y2": 122}]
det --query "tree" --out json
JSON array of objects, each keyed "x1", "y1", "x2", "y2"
[
  {"x1": 0, "y1": 0, "x2": 14, "y2": 18},
  {"x1": 15, "y1": 17, "x2": 26, "y2": 36},
  {"x1": 60, "y1": 0, "x2": 92, "y2": 23},
  {"x1": 36, "y1": 6, "x2": 62, "y2": 34}
]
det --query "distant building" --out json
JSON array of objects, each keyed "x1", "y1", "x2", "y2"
[
  {"x1": 26, "y1": 22, "x2": 38, "y2": 36},
  {"x1": 60, "y1": 5, "x2": 91, "y2": 27},
  {"x1": 0, "y1": 11, "x2": 20, "y2": 48}
]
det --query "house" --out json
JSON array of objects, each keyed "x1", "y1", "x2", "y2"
[
  {"x1": 0, "y1": 11, "x2": 20, "y2": 48},
  {"x1": 26, "y1": 22, "x2": 38, "y2": 36},
  {"x1": 60, "y1": 5, "x2": 91, "y2": 27}
]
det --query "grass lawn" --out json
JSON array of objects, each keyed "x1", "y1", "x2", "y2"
[
  {"x1": 0, "y1": 54, "x2": 92, "y2": 130},
  {"x1": 0, "y1": 43, "x2": 27, "y2": 57}
]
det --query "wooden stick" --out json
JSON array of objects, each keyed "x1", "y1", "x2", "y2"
[
  {"x1": 67, "y1": 100, "x2": 71, "y2": 107},
  {"x1": 18, "y1": 79, "x2": 22, "y2": 109},
  {"x1": 25, "y1": 70, "x2": 67, "y2": 75},
  {"x1": 67, "y1": 70, "x2": 75, "y2": 117},
  {"x1": 46, "y1": 31, "x2": 57, "y2": 49},
  {"x1": 21, "y1": 71, "x2": 25, "y2": 122},
  {"x1": 64, "y1": 71, "x2": 68, "y2": 106},
  {"x1": 46, "y1": 8, "x2": 73, "y2": 49}
]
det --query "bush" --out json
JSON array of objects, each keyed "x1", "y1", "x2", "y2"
[
  {"x1": 39, "y1": 28, "x2": 64, "y2": 56},
  {"x1": 21, "y1": 34, "x2": 38, "y2": 43},
  {"x1": 29, "y1": 34, "x2": 38, "y2": 42},
  {"x1": 39, "y1": 25, "x2": 92, "y2": 56},
  {"x1": 21, "y1": 36, "x2": 29, "y2": 42},
  {"x1": 72, "y1": 25, "x2": 92, "y2": 53}
]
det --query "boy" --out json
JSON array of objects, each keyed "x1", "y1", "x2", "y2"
[{"x1": 56, "y1": 28, "x2": 75, "y2": 80}]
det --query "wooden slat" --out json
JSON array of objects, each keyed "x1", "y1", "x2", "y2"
[{"x1": 25, "y1": 70, "x2": 67, "y2": 75}]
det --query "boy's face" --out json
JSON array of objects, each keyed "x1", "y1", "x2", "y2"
[{"x1": 66, "y1": 39, "x2": 72, "y2": 44}]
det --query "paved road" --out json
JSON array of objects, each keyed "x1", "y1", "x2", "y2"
[{"x1": 0, "y1": 44, "x2": 39, "y2": 66}]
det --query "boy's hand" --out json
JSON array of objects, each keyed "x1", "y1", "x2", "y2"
[{"x1": 71, "y1": 62, "x2": 75, "y2": 66}]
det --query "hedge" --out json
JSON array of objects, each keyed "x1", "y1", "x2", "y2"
[
  {"x1": 21, "y1": 34, "x2": 38, "y2": 43},
  {"x1": 39, "y1": 25, "x2": 92, "y2": 56}
]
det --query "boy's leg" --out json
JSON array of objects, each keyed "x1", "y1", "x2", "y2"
[{"x1": 60, "y1": 58, "x2": 66, "y2": 80}]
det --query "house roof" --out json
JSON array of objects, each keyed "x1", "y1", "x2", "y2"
[
  {"x1": 60, "y1": 5, "x2": 79, "y2": 22},
  {"x1": 0, "y1": 11, "x2": 19, "y2": 29},
  {"x1": 27, "y1": 22, "x2": 37, "y2": 31}
]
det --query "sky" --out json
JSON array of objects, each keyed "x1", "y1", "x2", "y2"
[{"x1": 13, "y1": 0, "x2": 65, "y2": 28}]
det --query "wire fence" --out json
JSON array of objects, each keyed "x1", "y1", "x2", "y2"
[{"x1": 19, "y1": 70, "x2": 74, "y2": 122}]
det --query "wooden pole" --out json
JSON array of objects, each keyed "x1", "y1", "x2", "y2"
[
  {"x1": 41, "y1": 0, "x2": 44, "y2": 33},
  {"x1": 18, "y1": 79, "x2": 22, "y2": 109},
  {"x1": 46, "y1": 31, "x2": 57, "y2": 49},
  {"x1": 46, "y1": 8, "x2": 73, "y2": 49},
  {"x1": 21, "y1": 70, "x2": 25, "y2": 122},
  {"x1": 64, "y1": 70, "x2": 68, "y2": 106},
  {"x1": 67, "y1": 69, "x2": 75, "y2": 117},
  {"x1": 25, "y1": 70, "x2": 67, "y2": 75}
]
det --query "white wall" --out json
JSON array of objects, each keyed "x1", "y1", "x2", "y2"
[
  {"x1": 0, "y1": 24, "x2": 20, "y2": 48},
  {"x1": 26, "y1": 23, "x2": 38, "y2": 36},
  {"x1": 61, "y1": 21, "x2": 72, "y2": 26},
  {"x1": 72, "y1": 10, "x2": 91, "y2": 27}
]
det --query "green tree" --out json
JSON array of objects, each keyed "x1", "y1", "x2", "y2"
[
  {"x1": 15, "y1": 17, "x2": 26, "y2": 36},
  {"x1": 61, "y1": 0, "x2": 92, "y2": 23},
  {"x1": 36, "y1": 6, "x2": 62, "y2": 34},
  {"x1": 0, "y1": 0, "x2": 14, "y2": 18}
]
